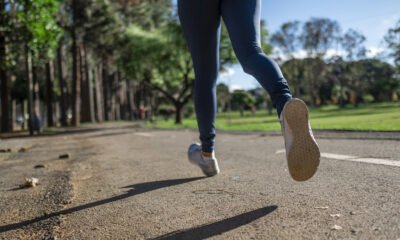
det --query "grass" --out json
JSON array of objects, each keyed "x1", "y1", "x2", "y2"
[{"x1": 147, "y1": 102, "x2": 400, "y2": 132}]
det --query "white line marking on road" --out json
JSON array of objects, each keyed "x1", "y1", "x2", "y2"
[
  {"x1": 275, "y1": 149, "x2": 400, "y2": 167},
  {"x1": 133, "y1": 132, "x2": 154, "y2": 137},
  {"x1": 275, "y1": 149, "x2": 286, "y2": 154}
]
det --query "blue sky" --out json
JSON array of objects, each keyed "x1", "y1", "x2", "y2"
[{"x1": 173, "y1": 0, "x2": 400, "y2": 90}]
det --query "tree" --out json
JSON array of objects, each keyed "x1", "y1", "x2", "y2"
[
  {"x1": 120, "y1": 22, "x2": 193, "y2": 124},
  {"x1": 302, "y1": 57, "x2": 330, "y2": 106},
  {"x1": 260, "y1": 20, "x2": 273, "y2": 55},
  {"x1": 56, "y1": 40, "x2": 68, "y2": 126},
  {"x1": 216, "y1": 83, "x2": 230, "y2": 112},
  {"x1": 384, "y1": 19, "x2": 400, "y2": 66},
  {"x1": 15, "y1": 0, "x2": 62, "y2": 134},
  {"x1": 45, "y1": 60, "x2": 55, "y2": 126},
  {"x1": 360, "y1": 59, "x2": 397, "y2": 102},
  {"x1": 0, "y1": 0, "x2": 11, "y2": 132},
  {"x1": 231, "y1": 90, "x2": 255, "y2": 117},
  {"x1": 71, "y1": 0, "x2": 82, "y2": 126},
  {"x1": 220, "y1": 23, "x2": 238, "y2": 68},
  {"x1": 329, "y1": 56, "x2": 348, "y2": 107},
  {"x1": 341, "y1": 29, "x2": 366, "y2": 61},
  {"x1": 299, "y1": 18, "x2": 341, "y2": 106},
  {"x1": 271, "y1": 21, "x2": 305, "y2": 98},
  {"x1": 120, "y1": 14, "x2": 239, "y2": 124},
  {"x1": 271, "y1": 21, "x2": 301, "y2": 59},
  {"x1": 125, "y1": 0, "x2": 172, "y2": 29},
  {"x1": 301, "y1": 18, "x2": 341, "y2": 58},
  {"x1": 281, "y1": 58, "x2": 305, "y2": 97}
]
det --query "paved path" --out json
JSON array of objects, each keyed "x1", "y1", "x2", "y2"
[{"x1": 1, "y1": 124, "x2": 399, "y2": 239}]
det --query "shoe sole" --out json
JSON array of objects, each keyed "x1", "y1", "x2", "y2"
[{"x1": 282, "y1": 99, "x2": 320, "y2": 181}]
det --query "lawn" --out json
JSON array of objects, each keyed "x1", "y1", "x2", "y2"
[{"x1": 147, "y1": 102, "x2": 400, "y2": 132}]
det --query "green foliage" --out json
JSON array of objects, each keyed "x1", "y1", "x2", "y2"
[
  {"x1": 220, "y1": 23, "x2": 237, "y2": 67},
  {"x1": 156, "y1": 21, "x2": 194, "y2": 89},
  {"x1": 273, "y1": 17, "x2": 400, "y2": 106},
  {"x1": 260, "y1": 20, "x2": 273, "y2": 55},
  {"x1": 183, "y1": 103, "x2": 194, "y2": 118},
  {"x1": 217, "y1": 83, "x2": 230, "y2": 111},
  {"x1": 384, "y1": 19, "x2": 400, "y2": 65},
  {"x1": 301, "y1": 18, "x2": 341, "y2": 58},
  {"x1": 341, "y1": 29, "x2": 366, "y2": 60},
  {"x1": 1, "y1": 0, "x2": 62, "y2": 70},
  {"x1": 358, "y1": 59, "x2": 397, "y2": 101},
  {"x1": 127, "y1": 0, "x2": 172, "y2": 30},
  {"x1": 82, "y1": 0, "x2": 125, "y2": 57},
  {"x1": 231, "y1": 90, "x2": 256, "y2": 110},
  {"x1": 16, "y1": 0, "x2": 63, "y2": 61},
  {"x1": 157, "y1": 104, "x2": 175, "y2": 120},
  {"x1": 120, "y1": 24, "x2": 165, "y2": 81}
]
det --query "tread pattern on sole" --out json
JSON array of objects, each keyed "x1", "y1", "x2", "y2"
[{"x1": 282, "y1": 99, "x2": 320, "y2": 181}]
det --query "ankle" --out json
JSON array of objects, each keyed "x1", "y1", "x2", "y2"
[{"x1": 202, "y1": 151, "x2": 214, "y2": 158}]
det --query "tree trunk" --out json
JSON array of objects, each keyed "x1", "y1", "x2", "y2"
[
  {"x1": 109, "y1": 72, "x2": 117, "y2": 121},
  {"x1": 21, "y1": 100, "x2": 26, "y2": 130},
  {"x1": 11, "y1": 99, "x2": 16, "y2": 130},
  {"x1": 46, "y1": 61, "x2": 55, "y2": 127},
  {"x1": 102, "y1": 65, "x2": 111, "y2": 121},
  {"x1": 114, "y1": 70, "x2": 121, "y2": 120},
  {"x1": 175, "y1": 103, "x2": 183, "y2": 124},
  {"x1": 80, "y1": 44, "x2": 95, "y2": 122},
  {"x1": 72, "y1": 43, "x2": 81, "y2": 126},
  {"x1": 32, "y1": 65, "x2": 41, "y2": 131},
  {"x1": 80, "y1": 44, "x2": 88, "y2": 122},
  {"x1": 338, "y1": 77, "x2": 346, "y2": 108},
  {"x1": 94, "y1": 62, "x2": 104, "y2": 122},
  {"x1": 71, "y1": 0, "x2": 81, "y2": 126},
  {"x1": 57, "y1": 43, "x2": 68, "y2": 126},
  {"x1": 25, "y1": 47, "x2": 34, "y2": 135},
  {"x1": 0, "y1": 0, "x2": 11, "y2": 132},
  {"x1": 126, "y1": 80, "x2": 135, "y2": 120},
  {"x1": 118, "y1": 78, "x2": 127, "y2": 120},
  {"x1": 86, "y1": 46, "x2": 95, "y2": 122}
]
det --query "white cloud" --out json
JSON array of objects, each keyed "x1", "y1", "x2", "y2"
[
  {"x1": 229, "y1": 84, "x2": 243, "y2": 92},
  {"x1": 273, "y1": 47, "x2": 385, "y2": 60},
  {"x1": 220, "y1": 67, "x2": 235, "y2": 78},
  {"x1": 366, "y1": 47, "x2": 384, "y2": 58},
  {"x1": 325, "y1": 49, "x2": 346, "y2": 58},
  {"x1": 292, "y1": 50, "x2": 308, "y2": 59},
  {"x1": 273, "y1": 49, "x2": 345, "y2": 61}
]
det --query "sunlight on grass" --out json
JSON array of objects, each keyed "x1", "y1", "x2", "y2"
[{"x1": 147, "y1": 102, "x2": 400, "y2": 132}]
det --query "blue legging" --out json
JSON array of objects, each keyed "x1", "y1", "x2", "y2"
[{"x1": 178, "y1": 0, "x2": 292, "y2": 153}]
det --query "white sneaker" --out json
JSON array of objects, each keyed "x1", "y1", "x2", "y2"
[
  {"x1": 280, "y1": 98, "x2": 320, "y2": 181},
  {"x1": 188, "y1": 143, "x2": 220, "y2": 177}
]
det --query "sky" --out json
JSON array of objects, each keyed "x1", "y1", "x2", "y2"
[{"x1": 173, "y1": 0, "x2": 400, "y2": 91}]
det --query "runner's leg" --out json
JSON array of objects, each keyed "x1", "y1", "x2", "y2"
[
  {"x1": 221, "y1": 0, "x2": 292, "y2": 116},
  {"x1": 178, "y1": 0, "x2": 221, "y2": 153}
]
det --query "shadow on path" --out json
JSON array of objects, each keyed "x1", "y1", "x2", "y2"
[
  {"x1": 153, "y1": 205, "x2": 278, "y2": 240},
  {"x1": 0, "y1": 177, "x2": 204, "y2": 233}
]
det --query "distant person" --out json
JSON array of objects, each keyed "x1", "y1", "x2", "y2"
[
  {"x1": 178, "y1": 0, "x2": 320, "y2": 181},
  {"x1": 139, "y1": 105, "x2": 145, "y2": 120}
]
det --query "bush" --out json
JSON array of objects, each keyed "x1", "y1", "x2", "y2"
[
  {"x1": 184, "y1": 104, "x2": 195, "y2": 118},
  {"x1": 157, "y1": 105, "x2": 175, "y2": 121}
]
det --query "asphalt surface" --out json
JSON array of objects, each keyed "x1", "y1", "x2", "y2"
[{"x1": 0, "y1": 124, "x2": 399, "y2": 239}]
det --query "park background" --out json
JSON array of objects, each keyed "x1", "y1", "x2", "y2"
[{"x1": 1, "y1": 0, "x2": 400, "y2": 135}]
